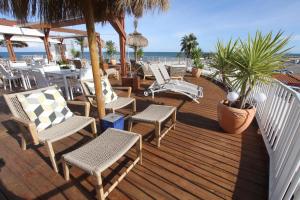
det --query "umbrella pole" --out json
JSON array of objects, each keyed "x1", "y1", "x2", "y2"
[
  {"x1": 84, "y1": 0, "x2": 106, "y2": 120},
  {"x1": 134, "y1": 46, "x2": 138, "y2": 62}
]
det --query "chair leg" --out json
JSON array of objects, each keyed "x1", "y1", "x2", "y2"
[
  {"x1": 9, "y1": 79, "x2": 12, "y2": 91},
  {"x1": 128, "y1": 119, "x2": 133, "y2": 131},
  {"x1": 132, "y1": 100, "x2": 136, "y2": 114},
  {"x1": 63, "y1": 160, "x2": 70, "y2": 181},
  {"x1": 20, "y1": 135, "x2": 27, "y2": 150},
  {"x1": 135, "y1": 135, "x2": 142, "y2": 165},
  {"x1": 45, "y1": 141, "x2": 58, "y2": 173},
  {"x1": 95, "y1": 174, "x2": 105, "y2": 200},
  {"x1": 3, "y1": 79, "x2": 7, "y2": 90},
  {"x1": 172, "y1": 110, "x2": 177, "y2": 130},
  {"x1": 155, "y1": 122, "x2": 161, "y2": 148},
  {"x1": 91, "y1": 120, "x2": 97, "y2": 137}
]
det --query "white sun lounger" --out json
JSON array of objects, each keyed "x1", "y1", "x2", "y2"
[
  {"x1": 144, "y1": 65, "x2": 203, "y2": 103},
  {"x1": 158, "y1": 64, "x2": 203, "y2": 92}
]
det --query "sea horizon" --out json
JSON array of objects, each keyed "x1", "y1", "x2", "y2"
[{"x1": 1, "y1": 51, "x2": 300, "y2": 60}]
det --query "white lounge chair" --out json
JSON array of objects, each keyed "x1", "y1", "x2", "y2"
[
  {"x1": 144, "y1": 65, "x2": 203, "y2": 103},
  {"x1": 159, "y1": 64, "x2": 203, "y2": 92}
]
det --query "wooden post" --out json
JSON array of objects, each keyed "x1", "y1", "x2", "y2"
[
  {"x1": 83, "y1": 0, "x2": 106, "y2": 120},
  {"x1": 58, "y1": 38, "x2": 66, "y2": 61},
  {"x1": 119, "y1": 16, "x2": 127, "y2": 76},
  {"x1": 96, "y1": 35, "x2": 103, "y2": 64},
  {"x1": 4, "y1": 34, "x2": 16, "y2": 61},
  {"x1": 43, "y1": 28, "x2": 52, "y2": 63}
]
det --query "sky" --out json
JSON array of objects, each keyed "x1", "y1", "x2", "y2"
[{"x1": 1, "y1": 0, "x2": 300, "y2": 53}]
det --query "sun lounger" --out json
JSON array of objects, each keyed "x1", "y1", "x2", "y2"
[
  {"x1": 128, "y1": 104, "x2": 176, "y2": 147},
  {"x1": 144, "y1": 65, "x2": 203, "y2": 103},
  {"x1": 4, "y1": 86, "x2": 97, "y2": 173},
  {"x1": 62, "y1": 128, "x2": 142, "y2": 200},
  {"x1": 159, "y1": 64, "x2": 203, "y2": 92}
]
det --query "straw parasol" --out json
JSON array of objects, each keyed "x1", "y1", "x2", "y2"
[
  {"x1": 127, "y1": 18, "x2": 148, "y2": 61},
  {"x1": 0, "y1": 0, "x2": 169, "y2": 120},
  {"x1": 0, "y1": 40, "x2": 28, "y2": 48}
]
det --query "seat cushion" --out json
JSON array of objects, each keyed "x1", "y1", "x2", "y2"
[
  {"x1": 131, "y1": 104, "x2": 176, "y2": 123},
  {"x1": 85, "y1": 77, "x2": 118, "y2": 104},
  {"x1": 105, "y1": 97, "x2": 135, "y2": 111},
  {"x1": 63, "y1": 128, "x2": 139, "y2": 175},
  {"x1": 17, "y1": 88, "x2": 73, "y2": 132},
  {"x1": 38, "y1": 116, "x2": 94, "y2": 143}
]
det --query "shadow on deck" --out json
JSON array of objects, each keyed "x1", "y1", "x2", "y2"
[{"x1": 0, "y1": 76, "x2": 269, "y2": 200}]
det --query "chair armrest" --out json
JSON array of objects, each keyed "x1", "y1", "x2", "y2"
[
  {"x1": 11, "y1": 117, "x2": 39, "y2": 145},
  {"x1": 67, "y1": 100, "x2": 90, "y2": 117},
  {"x1": 112, "y1": 87, "x2": 132, "y2": 97}
]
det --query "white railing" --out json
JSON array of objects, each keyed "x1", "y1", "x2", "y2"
[{"x1": 248, "y1": 80, "x2": 300, "y2": 200}]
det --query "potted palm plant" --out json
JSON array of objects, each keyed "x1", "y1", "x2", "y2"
[
  {"x1": 191, "y1": 47, "x2": 204, "y2": 78},
  {"x1": 105, "y1": 40, "x2": 117, "y2": 65},
  {"x1": 214, "y1": 31, "x2": 290, "y2": 134}
]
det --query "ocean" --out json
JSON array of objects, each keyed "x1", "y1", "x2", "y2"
[{"x1": 0, "y1": 51, "x2": 181, "y2": 60}]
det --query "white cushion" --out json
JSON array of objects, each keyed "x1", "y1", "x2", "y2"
[
  {"x1": 17, "y1": 88, "x2": 73, "y2": 132},
  {"x1": 85, "y1": 77, "x2": 118, "y2": 104}
]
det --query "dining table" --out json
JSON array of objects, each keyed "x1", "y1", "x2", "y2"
[{"x1": 45, "y1": 69, "x2": 80, "y2": 100}]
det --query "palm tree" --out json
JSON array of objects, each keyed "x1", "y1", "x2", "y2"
[
  {"x1": 105, "y1": 40, "x2": 117, "y2": 60},
  {"x1": 180, "y1": 33, "x2": 199, "y2": 58},
  {"x1": 75, "y1": 37, "x2": 86, "y2": 58}
]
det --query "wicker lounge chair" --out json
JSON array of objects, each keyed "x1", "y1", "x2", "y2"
[
  {"x1": 3, "y1": 86, "x2": 97, "y2": 173},
  {"x1": 144, "y1": 65, "x2": 203, "y2": 103},
  {"x1": 62, "y1": 128, "x2": 142, "y2": 200},
  {"x1": 128, "y1": 104, "x2": 176, "y2": 147},
  {"x1": 81, "y1": 79, "x2": 136, "y2": 115}
]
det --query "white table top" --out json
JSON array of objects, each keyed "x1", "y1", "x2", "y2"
[{"x1": 45, "y1": 69, "x2": 80, "y2": 76}]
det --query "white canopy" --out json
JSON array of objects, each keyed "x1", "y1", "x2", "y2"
[{"x1": 0, "y1": 25, "x2": 60, "y2": 43}]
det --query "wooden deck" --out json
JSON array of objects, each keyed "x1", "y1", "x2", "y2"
[{"x1": 0, "y1": 76, "x2": 269, "y2": 200}]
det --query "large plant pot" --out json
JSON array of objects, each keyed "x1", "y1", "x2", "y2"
[
  {"x1": 192, "y1": 68, "x2": 202, "y2": 78},
  {"x1": 110, "y1": 59, "x2": 117, "y2": 65},
  {"x1": 217, "y1": 100, "x2": 256, "y2": 134}
]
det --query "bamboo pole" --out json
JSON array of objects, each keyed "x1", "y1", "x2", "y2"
[
  {"x1": 58, "y1": 38, "x2": 66, "y2": 62},
  {"x1": 96, "y1": 35, "x2": 103, "y2": 64},
  {"x1": 83, "y1": 0, "x2": 106, "y2": 120},
  {"x1": 43, "y1": 28, "x2": 52, "y2": 63},
  {"x1": 4, "y1": 34, "x2": 16, "y2": 61},
  {"x1": 119, "y1": 17, "x2": 127, "y2": 76}
]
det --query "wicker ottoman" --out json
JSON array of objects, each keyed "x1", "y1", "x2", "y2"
[
  {"x1": 128, "y1": 104, "x2": 177, "y2": 147},
  {"x1": 62, "y1": 128, "x2": 142, "y2": 200}
]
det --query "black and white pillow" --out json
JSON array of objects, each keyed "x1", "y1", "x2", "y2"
[
  {"x1": 85, "y1": 77, "x2": 118, "y2": 104},
  {"x1": 17, "y1": 88, "x2": 73, "y2": 132}
]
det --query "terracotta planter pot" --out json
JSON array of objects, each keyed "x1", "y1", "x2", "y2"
[
  {"x1": 111, "y1": 59, "x2": 117, "y2": 65},
  {"x1": 217, "y1": 100, "x2": 256, "y2": 134},
  {"x1": 192, "y1": 68, "x2": 202, "y2": 78}
]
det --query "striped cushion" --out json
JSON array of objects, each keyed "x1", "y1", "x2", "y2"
[
  {"x1": 85, "y1": 77, "x2": 118, "y2": 104},
  {"x1": 17, "y1": 88, "x2": 73, "y2": 132}
]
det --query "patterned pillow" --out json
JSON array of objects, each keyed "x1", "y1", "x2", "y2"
[
  {"x1": 85, "y1": 77, "x2": 118, "y2": 104},
  {"x1": 17, "y1": 88, "x2": 73, "y2": 132}
]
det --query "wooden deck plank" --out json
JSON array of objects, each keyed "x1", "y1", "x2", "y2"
[{"x1": 0, "y1": 76, "x2": 268, "y2": 199}]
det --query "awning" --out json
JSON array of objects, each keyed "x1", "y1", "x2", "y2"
[{"x1": 0, "y1": 34, "x2": 60, "y2": 43}]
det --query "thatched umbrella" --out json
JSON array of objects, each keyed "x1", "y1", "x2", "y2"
[
  {"x1": 0, "y1": 40, "x2": 28, "y2": 48},
  {"x1": 0, "y1": 0, "x2": 169, "y2": 120},
  {"x1": 127, "y1": 18, "x2": 148, "y2": 61}
]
